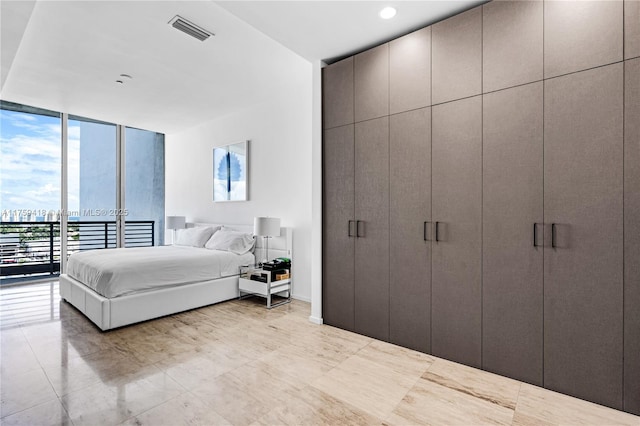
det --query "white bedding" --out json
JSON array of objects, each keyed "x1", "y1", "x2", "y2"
[{"x1": 67, "y1": 246, "x2": 254, "y2": 298}]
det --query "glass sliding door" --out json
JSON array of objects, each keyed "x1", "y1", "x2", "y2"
[
  {"x1": 0, "y1": 101, "x2": 62, "y2": 281},
  {"x1": 124, "y1": 127, "x2": 165, "y2": 247},
  {"x1": 67, "y1": 116, "x2": 117, "y2": 254}
]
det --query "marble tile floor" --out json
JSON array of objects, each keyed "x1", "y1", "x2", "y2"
[{"x1": 1, "y1": 281, "x2": 639, "y2": 426}]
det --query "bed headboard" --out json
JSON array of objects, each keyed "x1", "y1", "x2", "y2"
[{"x1": 189, "y1": 223, "x2": 292, "y2": 261}]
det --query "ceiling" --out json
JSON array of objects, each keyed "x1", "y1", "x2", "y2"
[{"x1": 0, "y1": 1, "x2": 484, "y2": 135}]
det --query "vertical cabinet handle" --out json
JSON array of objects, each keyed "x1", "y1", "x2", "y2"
[
  {"x1": 435, "y1": 221, "x2": 440, "y2": 242},
  {"x1": 423, "y1": 221, "x2": 430, "y2": 241},
  {"x1": 348, "y1": 220, "x2": 355, "y2": 237},
  {"x1": 551, "y1": 223, "x2": 557, "y2": 248},
  {"x1": 356, "y1": 220, "x2": 363, "y2": 238},
  {"x1": 533, "y1": 223, "x2": 538, "y2": 247}
]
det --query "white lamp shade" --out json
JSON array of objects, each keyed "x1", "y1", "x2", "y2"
[
  {"x1": 254, "y1": 217, "x2": 280, "y2": 237},
  {"x1": 166, "y1": 216, "x2": 186, "y2": 230}
]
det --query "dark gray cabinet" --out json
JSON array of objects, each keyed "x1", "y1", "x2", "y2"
[
  {"x1": 322, "y1": 125, "x2": 355, "y2": 331},
  {"x1": 322, "y1": 1, "x2": 638, "y2": 416},
  {"x1": 544, "y1": 63, "x2": 624, "y2": 409},
  {"x1": 544, "y1": 0, "x2": 623, "y2": 78},
  {"x1": 389, "y1": 108, "x2": 431, "y2": 353},
  {"x1": 482, "y1": 82, "x2": 544, "y2": 385},
  {"x1": 432, "y1": 7, "x2": 482, "y2": 104},
  {"x1": 323, "y1": 58, "x2": 354, "y2": 129},
  {"x1": 482, "y1": 0, "x2": 543, "y2": 93},
  {"x1": 354, "y1": 44, "x2": 389, "y2": 122},
  {"x1": 431, "y1": 96, "x2": 482, "y2": 368},
  {"x1": 354, "y1": 117, "x2": 390, "y2": 341},
  {"x1": 389, "y1": 27, "x2": 431, "y2": 114},
  {"x1": 624, "y1": 58, "x2": 640, "y2": 415}
]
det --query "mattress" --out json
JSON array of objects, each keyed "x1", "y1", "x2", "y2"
[{"x1": 66, "y1": 245, "x2": 254, "y2": 298}]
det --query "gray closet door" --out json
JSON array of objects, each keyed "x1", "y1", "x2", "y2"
[
  {"x1": 624, "y1": 58, "x2": 640, "y2": 415},
  {"x1": 354, "y1": 44, "x2": 389, "y2": 122},
  {"x1": 322, "y1": 124, "x2": 355, "y2": 331},
  {"x1": 431, "y1": 96, "x2": 482, "y2": 368},
  {"x1": 431, "y1": 7, "x2": 482, "y2": 104},
  {"x1": 389, "y1": 108, "x2": 431, "y2": 353},
  {"x1": 323, "y1": 58, "x2": 354, "y2": 129},
  {"x1": 544, "y1": 63, "x2": 624, "y2": 410},
  {"x1": 389, "y1": 27, "x2": 431, "y2": 114},
  {"x1": 482, "y1": 82, "x2": 544, "y2": 385},
  {"x1": 544, "y1": 0, "x2": 623, "y2": 78},
  {"x1": 354, "y1": 117, "x2": 390, "y2": 341}
]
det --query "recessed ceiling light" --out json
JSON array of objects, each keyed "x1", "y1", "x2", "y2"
[{"x1": 379, "y1": 7, "x2": 397, "y2": 19}]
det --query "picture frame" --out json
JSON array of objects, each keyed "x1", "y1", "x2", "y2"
[{"x1": 213, "y1": 140, "x2": 248, "y2": 202}]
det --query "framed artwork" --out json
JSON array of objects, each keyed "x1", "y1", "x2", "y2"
[{"x1": 213, "y1": 140, "x2": 248, "y2": 202}]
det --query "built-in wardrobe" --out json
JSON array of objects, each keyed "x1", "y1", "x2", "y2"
[{"x1": 322, "y1": 0, "x2": 640, "y2": 415}]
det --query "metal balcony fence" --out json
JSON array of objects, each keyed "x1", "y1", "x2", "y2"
[{"x1": 0, "y1": 221, "x2": 155, "y2": 278}]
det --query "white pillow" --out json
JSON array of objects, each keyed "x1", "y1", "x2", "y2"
[
  {"x1": 174, "y1": 226, "x2": 218, "y2": 248},
  {"x1": 205, "y1": 228, "x2": 255, "y2": 254}
]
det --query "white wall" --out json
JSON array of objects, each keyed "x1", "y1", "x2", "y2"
[{"x1": 165, "y1": 62, "x2": 314, "y2": 302}]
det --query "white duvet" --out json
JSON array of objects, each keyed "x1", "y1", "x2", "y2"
[{"x1": 66, "y1": 246, "x2": 254, "y2": 298}]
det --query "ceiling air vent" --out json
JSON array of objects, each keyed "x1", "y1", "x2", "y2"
[{"x1": 168, "y1": 15, "x2": 214, "y2": 41}]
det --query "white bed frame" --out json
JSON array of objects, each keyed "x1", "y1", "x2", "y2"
[{"x1": 59, "y1": 224, "x2": 292, "y2": 331}]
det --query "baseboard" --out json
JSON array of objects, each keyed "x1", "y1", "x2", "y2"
[
  {"x1": 308, "y1": 315, "x2": 323, "y2": 325},
  {"x1": 292, "y1": 294, "x2": 310, "y2": 303}
]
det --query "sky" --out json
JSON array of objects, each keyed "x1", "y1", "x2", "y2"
[{"x1": 0, "y1": 110, "x2": 80, "y2": 216}]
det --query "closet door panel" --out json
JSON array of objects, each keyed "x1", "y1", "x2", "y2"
[
  {"x1": 390, "y1": 27, "x2": 431, "y2": 114},
  {"x1": 355, "y1": 44, "x2": 389, "y2": 122},
  {"x1": 626, "y1": 0, "x2": 640, "y2": 59},
  {"x1": 322, "y1": 125, "x2": 355, "y2": 331},
  {"x1": 544, "y1": 63, "x2": 624, "y2": 409},
  {"x1": 482, "y1": 82, "x2": 544, "y2": 385},
  {"x1": 323, "y1": 58, "x2": 354, "y2": 129},
  {"x1": 482, "y1": 0, "x2": 543, "y2": 93},
  {"x1": 354, "y1": 117, "x2": 390, "y2": 341},
  {"x1": 431, "y1": 96, "x2": 482, "y2": 368},
  {"x1": 544, "y1": 0, "x2": 623, "y2": 78},
  {"x1": 389, "y1": 108, "x2": 431, "y2": 353},
  {"x1": 432, "y1": 7, "x2": 482, "y2": 104},
  {"x1": 624, "y1": 58, "x2": 640, "y2": 415}
]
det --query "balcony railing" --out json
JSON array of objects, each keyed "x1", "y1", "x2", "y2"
[{"x1": 0, "y1": 221, "x2": 155, "y2": 278}]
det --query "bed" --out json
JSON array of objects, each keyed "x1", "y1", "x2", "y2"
[{"x1": 59, "y1": 223, "x2": 292, "y2": 330}]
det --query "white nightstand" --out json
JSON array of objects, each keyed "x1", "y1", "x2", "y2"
[{"x1": 239, "y1": 265, "x2": 291, "y2": 309}]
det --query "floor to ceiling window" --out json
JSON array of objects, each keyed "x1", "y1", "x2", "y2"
[
  {"x1": 0, "y1": 102, "x2": 61, "y2": 281},
  {"x1": 0, "y1": 101, "x2": 165, "y2": 283}
]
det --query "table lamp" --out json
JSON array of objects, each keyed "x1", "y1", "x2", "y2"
[{"x1": 254, "y1": 217, "x2": 280, "y2": 263}]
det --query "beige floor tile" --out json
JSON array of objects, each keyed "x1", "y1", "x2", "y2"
[
  {"x1": 42, "y1": 348, "x2": 147, "y2": 397},
  {"x1": 29, "y1": 330, "x2": 114, "y2": 367},
  {"x1": 311, "y1": 353, "x2": 418, "y2": 420},
  {"x1": 121, "y1": 392, "x2": 231, "y2": 426},
  {"x1": 255, "y1": 342, "x2": 337, "y2": 388},
  {"x1": 385, "y1": 377, "x2": 515, "y2": 425},
  {"x1": 511, "y1": 411, "x2": 556, "y2": 426},
  {"x1": 228, "y1": 360, "x2": 302, "y2": 406},
  {"x1": 0, "y1": 329, "x2": 41, "y2": 378},
  {"x1": 0, "y1": 398, "x2": 72, "y2": 426},
  {"x1": 154, "y1": 343, "x2": 251, "y2": 390},
  {"x1": 254, "y1": 386, "x2": 382, "y2": 426},
  {"x1": 515, "y1": 383, "x2": 640, "y2": 426},
  {"x1": 61, "y1": 367, "x2": 184, "y2": 425},
  {"x1": 0, "y1": 368, "x2": 58, "y2": 418},
  {"x1": 422, "y1": 358, "x2": 521, "y2": 410},
  {"x1": 190, "y1": 371, "x2": 273, "y2": 425},
  {"x1": 356, "y1": 340, "x2": 436, "y2": 377}
]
